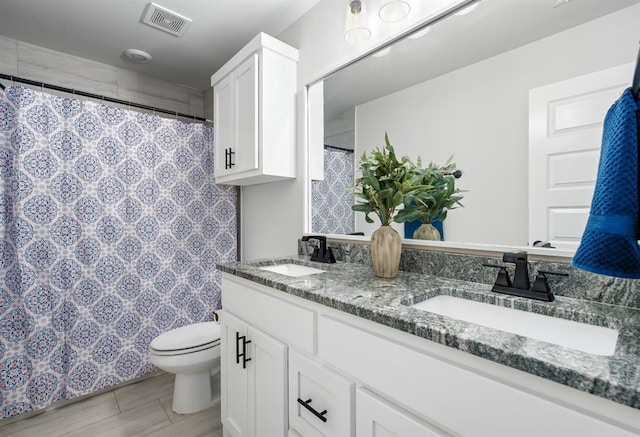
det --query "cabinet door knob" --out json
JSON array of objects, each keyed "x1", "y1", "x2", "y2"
[{"x1": 297, "y1": 398, "x2": 327, "y2": 423}]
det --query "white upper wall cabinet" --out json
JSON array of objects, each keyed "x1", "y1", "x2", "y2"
[{"x1": 211, "y1": 33, "x2": 298, "y2": 186}]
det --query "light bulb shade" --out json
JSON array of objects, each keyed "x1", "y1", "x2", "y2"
[
  {"x1": 378, "y1": 0, "x2": 411, "y2": 23},
  {"x1": 344, "y1": 0, "x2": 371, "y2": 44}
]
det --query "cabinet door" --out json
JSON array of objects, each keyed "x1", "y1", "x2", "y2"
[
  {"x1": 233, "y1": 53, "x2": 259, "y2": 175},
  {"x1": 248, "y1": 326, "x2": 287, "y2": 437},
  {"x1": 356, "y1": 388, "x2": 450, "y2": 437},
  {"x1": 214, "y1": 73, "x2": 234, "y2": 178},
  {"x1": 289, "y1": 350, "x2": 354, "y2": 437},
  {"x1": 221, "y1": 311, "x2": 249, "y2": 437}
]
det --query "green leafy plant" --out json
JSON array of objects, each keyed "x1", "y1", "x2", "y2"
[
  {"x1": 351, "y1": 134, "x2": 427, "y2": 226},
  {"x1": 411, "y1": 157, "x2": 464, "y2": 225}
]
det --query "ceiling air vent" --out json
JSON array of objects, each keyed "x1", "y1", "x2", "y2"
[{"x1": 141, "y1": 2, "x2": 192, "y2": 37}]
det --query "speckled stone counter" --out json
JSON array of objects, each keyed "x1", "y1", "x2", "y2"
[{"x1": 218, "y1": 256, "x2": 640, "y2": 410}]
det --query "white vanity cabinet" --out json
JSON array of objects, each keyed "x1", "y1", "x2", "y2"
[
  {"x1": 211, "y1": 32, "x2": 298, "y2": 186},
  {"x1": 220, "y1": 274, "x2": 640, "y2": 437},
  {"x1": 220, "y1": 311, "x2": 287, "y2": 437}
]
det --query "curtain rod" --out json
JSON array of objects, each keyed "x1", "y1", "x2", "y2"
[{"x1": 0, "y1": 73, "x2": 212, "y2": 123}]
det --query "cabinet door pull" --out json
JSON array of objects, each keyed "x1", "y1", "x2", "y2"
[
  {"x1": 297, "y1": 398, "x2": 327, "y2": 423},
  {"x1": 235, "y1": 331, "x2": 242, "y2": 364},
  {"x1": 242, "y1": 336, "x2": 251, "y2": 369},
  {"x1": 235, "y1": 332, "x2": 251, "y2": 368},
  {"x1": 225, "y1": 148, "x2": 236, "y2": 169}
]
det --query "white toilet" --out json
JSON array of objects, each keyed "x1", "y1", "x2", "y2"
[{"x1": 149, "y1": 322, "x2": 221, "y2": 414}]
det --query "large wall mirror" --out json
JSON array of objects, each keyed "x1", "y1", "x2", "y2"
[{"x1": 308, "y1": 0, "x2": 640, "y2": 252}]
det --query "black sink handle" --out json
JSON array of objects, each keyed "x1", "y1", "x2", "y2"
[{"x1": 482, "y1": 263, "x2": 512, "y2": 288}]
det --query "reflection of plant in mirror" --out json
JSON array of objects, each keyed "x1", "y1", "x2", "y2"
[
  {"x1": 412, "y1": 158, "x2": 464, "y2": 226},
  {"x1": 351, "y1": 133, "x2": 426, "y2": 226}
]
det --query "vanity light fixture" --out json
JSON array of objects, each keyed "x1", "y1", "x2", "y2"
[
  {"x1": 123, "y1": 48, "x2": 153, "y2": 63},
  {"x1": 378, "y1": 0, "x2": 411, "y2": 23},
  {"x1": 344, "y1": 0, "x2": 372, "y2": 44}
]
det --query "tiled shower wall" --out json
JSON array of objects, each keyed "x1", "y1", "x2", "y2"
[{"x1": 0, "y1": 35, "x2": 206, "y2": 119}]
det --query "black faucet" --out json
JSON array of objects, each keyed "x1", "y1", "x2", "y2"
[
  {"x1": 301, "y1": 235, "x2": 336, "y2": 264},
  {"x1": 505, "y1": 252, "x2": 530, "y2": 290},
  {"x1": 483, "y1": 252, "x2": 567, "y2": 302}
]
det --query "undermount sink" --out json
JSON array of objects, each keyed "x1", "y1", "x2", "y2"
[
  {"x1": 258, "y1": 263, "x2": 325, "y2": 277},
  {"x1": 412, "y1": 295, "x2": 618, "y2": 356}
]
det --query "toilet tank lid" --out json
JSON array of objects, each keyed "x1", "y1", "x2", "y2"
[{"x1": 150, "y1": 322, "x2": 221, "y2": 351}]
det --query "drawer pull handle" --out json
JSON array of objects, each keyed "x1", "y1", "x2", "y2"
[{"x1": 297, "y1": 398, "x2": 327, "y2": 423}]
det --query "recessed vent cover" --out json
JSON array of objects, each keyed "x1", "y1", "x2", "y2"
[{"x1": 141, "y1": 2, "x2": 192, "y2": 37}]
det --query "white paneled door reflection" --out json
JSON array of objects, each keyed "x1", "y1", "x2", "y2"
[{"x1": 528, "y1": 63, "x2": 633, "y2": 250}]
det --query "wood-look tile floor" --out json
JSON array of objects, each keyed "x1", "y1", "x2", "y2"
[{"x1": 0, "y1": 373, "x2": 223, "y2": 437}]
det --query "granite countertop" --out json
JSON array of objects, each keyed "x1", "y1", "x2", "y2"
[{"x1": 217, "y1": 256, "x2": 640, "y2": 410}]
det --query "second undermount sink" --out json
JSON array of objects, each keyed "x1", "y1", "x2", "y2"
[
  {"x1": 259, "y1": 263, "x2": 325, "y2": 277},
  {"x1": 412, "y1": 295, "x2": 618, "y2": 356}
]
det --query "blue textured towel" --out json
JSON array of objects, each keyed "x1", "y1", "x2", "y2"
[{"x1": 572, "y1": 88, "x2": 640, "y2": 278}]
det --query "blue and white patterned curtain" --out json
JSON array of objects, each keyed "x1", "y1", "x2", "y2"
[
  {"x1": 311, "y1": 148, "x2": 354, "y2": 234},
  {"x1": 0, "y1": 86, "x2": 237, "y2": 418}
]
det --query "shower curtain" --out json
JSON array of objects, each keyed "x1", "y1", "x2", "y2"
[
  {"x1": 0, "y1": 86, "x2": 237, "y2": 418},
  {"x1": 311, "y1": 148, "x2": 354, "y2": 234}
]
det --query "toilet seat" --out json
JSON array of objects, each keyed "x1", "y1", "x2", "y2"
[
  {"x1": 150, "y1": 340, "x2": 220, "y2": 356},
  {"x1": 150, "y1": 322, "x2": 221, "y2": 356}
]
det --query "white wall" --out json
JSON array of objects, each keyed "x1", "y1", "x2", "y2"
[
  {"x1": 0, "y1": 35, "x2": 205, "y2": 118},
  {"x1": 355, "y1": 4, "x2": 640, "y2": 245}
]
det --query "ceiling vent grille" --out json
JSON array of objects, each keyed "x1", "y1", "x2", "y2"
[{"x1": 141, "y1": 2, "x2": 192, "y2": 37}]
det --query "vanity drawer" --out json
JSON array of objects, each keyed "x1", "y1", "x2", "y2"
[
  {"x1": 222, "y1": 276, "x2": 315, "y2": 354},
  {"x1": 356, "y1": 388, "x2": 451, "y2": 437},
  {"x1": 289, "y1": 350, "x2": 354, "y2": 437},
  {"x1": 318, "y1": 315, "x2": 636, "y2": 437}
]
